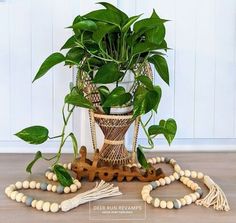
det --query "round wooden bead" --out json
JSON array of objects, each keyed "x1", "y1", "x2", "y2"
[
  {"x1": 64, "y1": 187, "x2": 70, "y2": 194},
  {"x1": 183, "y1": 177, "x2": 189, "y2": 185},
  {"x1": 184, "y1": 195, "x2": 192, "y2": 205},
  {"x1": 52, "y1": 185, "x2": 57, "y2": 192},
  {"x1": 156, "y1": 157, "x2": 161, "y2": 163},
  {"x1": 31, "y1": 200, "x2": 37, "y2": 208},
  {"x1": 197, "y1": 172, "x2": 204, "y2": 179},
  {"x1": 152, "y1": 158, "x2": 156, "y2": 164},
  {"x1": 74, "y1": 180, "x2": 81, "y2": 188},
  {"x1": 25, "y1": 196, "x2": 34, "y2": 206},
  {"x1": 153, "y1": 198, "x2": 160, "y2": 207},
  {"x1": 15, "y1": 181, "x2": 22, "y2": 189},
  {"x1": 22, "y1": 181, "x2": 29, "y2": 189},
  {"x1": 29, "y1": 181, "x2": 36, "y2": 189},
  {"x1": 22, "y1": 195, "x2": 27, "y2": 203},
  {"x1": 16, "y1": 193, "x2": 24, "y2": 202},
  {"x1": 137, "y1": 163, "x2": 142, "y2": 168},
  {"x1": 42, "y1": 202, "x2": 50, "y2": 212},
  {"x1": 191, "y1": 183, "x2": 198, "y2": 191},
  {"x1": 173, "y1": 199, "x2": 182, "y2": 209},
  {"x1": 63, "y1": 163, "x2": 67, "y2": 169},
  {"x1": 40, "y1": 182, "x2": 48, "y2": 191},
  {"x1": 179, "y1": 170, "x2": 185, "y2": 176},
  {"x1": 45, "y1": 171, "x2": 50, "y2": 177},
  {"x1": 70, "y1": 184, "x2": 77, "y2": 193},
  {"x1": 57, "y1": 185, "x2": 64, "y2": 194},
  {"x1": 67, "y1": 163, "x2": 72, "y2": 170},
  {"x1": 194, "y1": 192, "x2": 200, "y2": 199},
  {"x1": 169, "y1": 175, "x2": 175, "y2": 182},
  {"x1": 47, "y1": 172, "x2": 53, "y2": 180},
  {"x1": 147, "y1": 159, "x2": 153, "y2": 164},
  {"x1": 184, "y1": 170, "x2": 191, "y2": 177},
  {"x1": 52, "y1": 174, "x2": 57, "y2": 181},
  {"x1": 36, "y1": 200, "x2": 44, "y2": 210},
  {"x1": 36, "y1": 182, "x2": 41, "y2": 189},
  {"x1": 160, "y1": 200, "x2": 167, "y2": 209},
  {"x1": 187, "y1": 180, "x2": 193, "y2": 188},
  {"x1": 173, "y1": 172, "x2": 180, "y2": 180},
  {"x1": 160, "y1": 157, "x2": 165, "y2": 162},
  {"x1": 191, "y1": 171, "x2": 197, "y2": 178},
  {"x1": 10, "y1": 191, "x2": 18, "y2": 200},
  {"x1": 180, "y1": 198, "x2": 186, "y2": 206},
  {"x1": 164, "y1": 177, "x2": 171, "y2": 184},
  {"x1": 174, "y1": 164, "x2": 181, "y2": 172},
  {"x1": 146, "y1": 196, "x2": 152, "y2": 204},
  {"x1": 47, "y1": 184, "x2": 52, "y2": 191},
  {"x1": 142, "y1": 193, "x2": 149, "y2": 201},
  {"x1": 170, "y1": 159, "x2": 176, "y2": 164},
  {"x1": 50, "y1": 203, "x2": 59, "y2": 213},
  {"x1": 190, "y1": 193, "x2": 197, "y2": 202},
  {"x1": 159, "y1": 178, "x2": 166, "y2": 186},
  {"x1": 167, "y1": 201, "x2": 174, "y2": 209}
]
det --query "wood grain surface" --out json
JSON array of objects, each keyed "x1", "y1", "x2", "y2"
[{"x1": 0, "y1": 152, "x2": 235, "y2": 223}]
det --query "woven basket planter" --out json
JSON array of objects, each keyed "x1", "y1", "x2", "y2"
[{"x1": 93, "y1": 112, "x2": 134, "y2": 165}]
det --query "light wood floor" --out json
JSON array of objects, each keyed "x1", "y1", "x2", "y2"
[{"x1": 0, "y1": 152, "x2": 235, "y2": 223}]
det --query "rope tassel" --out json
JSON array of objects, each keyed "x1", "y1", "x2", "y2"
[
  {"x1": 61, "y1": 180, "x2": 122, "y2": 212},
  {"x1": 196, "y1": 176, "x2": 230, "y2": 211}
]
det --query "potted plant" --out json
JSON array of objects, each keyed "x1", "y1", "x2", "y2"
[{"x1": 15, "y1": 2, "x2": 177, "y2": 186}]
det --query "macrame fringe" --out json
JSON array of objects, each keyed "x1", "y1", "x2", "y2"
[
  {"x1": 196, "y1": 175, "x2": 230, "y2": 211},
  {"x1": 61, "y1": 180, "x2": 122, "y2": 212}
]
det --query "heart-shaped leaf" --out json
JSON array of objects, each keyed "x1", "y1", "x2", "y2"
[
  {"x1": 132, "y1": 42, "x2": 159, "y2": 56},
  {"x1": 93, "y1": 62, "x2": 124, "y2": 84},
  {"x1": 69, "y1": 133, "x2": 78, "y2": 158},
  {"x1": 92, "y1": 22, "x2": 116, "y2": 43},
  {"x1": 136, "y1": 75, "x2": 153, "y2": 90},
  {"x1": 65, "y1": 92, "x2": 94, "y2": 109},
  {"x1": 15, "y1": 126, "x2": 49, "y2": 144},
  {"x1": 148, "y1": 55, "x2": 169, "y2": 85},
  {"x1": 61, "y1": 35, "x2": 78, "y2": 50},
  {"x1": 148, "y1": 118, "x2": 177, "y2": 145},
  {"x1": 33, "y1": 53, "x2": 65, "y2": 82},
  {"x1": 102, "y1": 86, "x2": 132, "y2": 107},
  {"x1": 137, "y1": 146, "x2": 150, "y2": 169},
  {"x1": 72, "y1": 20, "x2": 97, "y2": 32},
  {"x1": 26, "y1": 151, "x2": 42, "y2": 173},
  {"x1": 65, "y1": 47, "x2": 85, "y2": 65},
  {"x1": 54, "y1": 165, "x2": 73, "y2": 187}
]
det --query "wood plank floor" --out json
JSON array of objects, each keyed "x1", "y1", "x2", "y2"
[{"x1": 0, "y1": 152, "x2": 235, "y2": 223}]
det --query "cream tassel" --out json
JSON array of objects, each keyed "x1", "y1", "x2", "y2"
[
  {"x1": 61, "y1": 180, "x2": 122, "y2": 212},
  {"x1": 196, "y1": 175, "x2": 230, "y2": 211}
]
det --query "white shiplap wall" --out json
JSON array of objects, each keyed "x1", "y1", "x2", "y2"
[{"x1": 0, "y1": 0, "x2": 236, "y2": 153}]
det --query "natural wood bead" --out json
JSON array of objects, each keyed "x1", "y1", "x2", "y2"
[
  {"x1": 22, "y1": 181, "x2": 29, "y2": 189},
  {"x1": 187, "y1": 180, "x2": 193, "y2": 188},
  {"x1": 64, "y1": 187, "x2": 70, "y2": 194},
  {"x1": 10, "y1": 191, "x2": 18, "y2": 200},
  {"x1": 147, "y1": 159, "x2": 153, "y2": 164},
  {"x1": 74, "y1": 181, "x2": 81, "y2": 189},
  {"x1": 142, "y1": 193, "x2": 149, "y2": 201},
  {"x1": 191, "y1": 171, "x2": 197, "y2": 178},
  {"x1": 153, "y1": 198, "x2": 160, "y2": 207},
  {"x1": 137, "y1": 163, "x2": 142, "y2": 168},
  {"x1": 156, "y1": 157, "x2": 161, "y2": 163},
  {"x1": 194, "y1": 192, "x2": 200, "y2": 199},
  {"x1": 29, "y1": 181, "x2": 36, "y2": 189},
  {"x1": 160, "y1": 157, "x2": 165, "y2": 162},
  {"x1": 22, "y1": 195, "x2": 27, "y2": 203},
  {"x1": 47, "y1": 184, "x2": 52, "y2": 191},
  {"x1": 184, "y1": 195, "x2": 192, "y2": 205},
  {"x1": 174, "y1": 164, "x2": 181, "y2": 172},
  {"x1": 183, "y1": 177, "x2": 189, "y2": 185},
  {"x1": 167, "y1": 201, "x2": 174, "y2": 209},
  {"x1": 173, "y1": 172, "x2": 180, "y2": 180},
  {"x1": 70, "y1": 184, "x2": 77, "y2": 193},
  {"x1": 159, "y1": 178, "x2": 166, "y2": 186},
  {"x1": 191, "y1": 183, "x2": 198, "y2": 191},
  {"x1": 180, "y1": 198, "x2": 186, "y2": 206},
  {"x1": 63, "y1": 164, "x2": 67, "y2": 169},
  {"x1": 36, "y1": 182, "x2": 41, "y2": 189},
  {"x1": 15, "y1": 181, "x2": 22, "y2": 189},
  {"x1": 42, "y1": 202, "x2": 50, "y2": 212},
  {"x1": 179, "y1": 170, "x2": 185, "y2": 176},
  {"x1": 16, "y1": 193, "x2": 24, "y2": 202},
  {"x1": 160, "y1": 200, "x2": 167, "y2": 208},
  {"x1": 170, "y1": 159, "x2": 176, "y2": 164},
  {"x1": 52, "y1": 174, "x2": 57, "y2": 181},
  {"x1": 169, "y1": 175, "x2": 175, "y2": 182},
  {"x1": 155, "y1": 180, "x2": 161, "y2": 187},
  {"x1": 190, "y1": 193, "x2": 197, "y2": 202},
  {"x1": 45, "y1": 171, "x2": 50, "y2": 177},
  {"x1": 31, "y1": 200, "x2": 37, "y2": 208},
  {"x1": 184, "y1": 170, "x2": 191, "y2": 177},
  {"x1": 67, "y1": 163, "x2": 72, "y2": 170},
  {"x1": 164, "y1": 177, "x2": 171, "y2": 184},
  {"x1": 52, "y1": 185, "x2": 57, "y2": 192},
  {"x1": 36, "y1": 200, "x2": 44, "y2": 210},
  {"x1": 197, "y1": 172, "x2": 204, "y2": 179},
  {"x1": 152, "y1": 158, "x2": 156, "y2": 164},
  {"x1": 50, "y1": 203, "x2": 59, "y2": 213},
  {"x1": 47, "y1": 172, "x2": 53, "y2": 180},
  {"x1": 146, "y1": 196, "x2": 153, "y2": 204}
]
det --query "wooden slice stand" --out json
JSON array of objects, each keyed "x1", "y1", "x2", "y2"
[{"x1": 72, "y1": 146, "x2": 165, "y2": 182}]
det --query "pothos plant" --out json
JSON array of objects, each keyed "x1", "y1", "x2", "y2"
[{"x1": 15, "y1": 2, "x2": 177, "y2": 186}]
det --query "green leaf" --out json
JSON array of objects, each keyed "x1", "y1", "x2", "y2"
[
  {"x1": 69, "y1": 133, "x2": 78, "y2": 158},
  {"x1": 92, "y1": 22, "x2": 116, "y2": 43},
  {"x1": 15, "y1": 126, "x2": 49, "y2": 144},
  {"x1": 146, "y1": 25, "x2": 165, "y2": 45},
  {"x1": 98, "y1": 86, "x2": 110, "y2": 114},
  {"x1": 133, "y1": 18, "x2": 165, "y2": 33},
  {"x1": 136, "y1": 75, "x2": 153, "y2": 90},
  {"x1": 102, "y1": 86, "x2": 132, "y2": 107},
  {"x1": 54, "y1": 165, "x2": 73, "y2": 187},
  {"x1": 148, "y1": 118, "x2": 177, "y2": 145},
  {"x1": 33, "y1": 53, "x2": 65, "y2": 82},
  {"x1": 153, "y1": 85, "x2": 162, "y2": 112},
  {"x1": 132, "y1": 42, "x2": 159, "y2": 56},
  {"x1": 148, "y1": 55, "x2": 169, "y2": 85},
  {"x1": 137, "y1": 146, "x2": 150, "y2": 169},
  {"x1": 84, "y1": 9, "x2": 122, "y2": 27},
  {"x1": 98, "y1": 2, "x2": 128, "y2": 25},
  {"x1": 93, "y1": 62, "x2": 124, "y2": 84},
  {"x1": 133, "y1": 86, "x2": 160, "y2": 118},
  {"x1": 122, "y1": 15, "x2": 141, "y2": 33},
  {"x1": 72, "y1": 20, "x2": 97, "y2": 32},
  {"x1": 65, "y1": 92, "x2": 94, "y2": 109},
  {"x1": 65, "y1": 47, "x2": 85, "y2": 65},
  {"x1": 26, "y1": 151, "x2": 42, "y2": 173},
  {"x1": 61, "y1": 35, "x2": 78, "y2": 50}
]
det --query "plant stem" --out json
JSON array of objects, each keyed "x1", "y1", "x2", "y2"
[{"x1": 140, "y1": 119, "x2": 154, "y2": 149}]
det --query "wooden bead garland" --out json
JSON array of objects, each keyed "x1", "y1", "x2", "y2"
[{"x1": 141, "y1": 157, "x2": 230, "y2": 211}]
